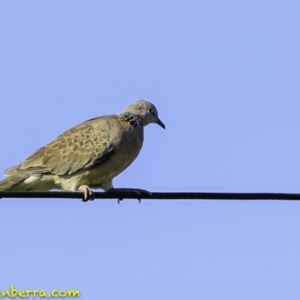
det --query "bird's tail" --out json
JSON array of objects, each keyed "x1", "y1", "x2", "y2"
[
  {"x1": 0, "y1": 178, "x2": 14, "y2": 191},
  {"x1": 0, "y1": 176, "x2": 26, "y2": 191}
]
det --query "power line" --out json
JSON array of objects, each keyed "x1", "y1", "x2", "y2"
[{"x1": 1, "y1": 191, "x2": 300, "y2": 201}]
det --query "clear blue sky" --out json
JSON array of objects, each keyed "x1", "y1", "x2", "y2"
[{"x1": 1, "y1": 1, "x2": 300, "y2": 299}]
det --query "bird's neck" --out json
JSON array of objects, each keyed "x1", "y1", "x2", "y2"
[{"x1": 119, "y1": 112, "x2": 143, "y2": 127}]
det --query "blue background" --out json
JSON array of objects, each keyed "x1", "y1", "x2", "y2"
[{"x1": 0, "y1": 1, "x2": 300, "y2": 299}]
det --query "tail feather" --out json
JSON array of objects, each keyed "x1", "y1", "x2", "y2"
[{"x1": 0, "y1": 175, "x2": 28, "y2": 191}]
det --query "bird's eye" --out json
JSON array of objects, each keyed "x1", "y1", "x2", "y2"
[{"x1": 149, "y1": 108, "x2": 154, "y2": 114}]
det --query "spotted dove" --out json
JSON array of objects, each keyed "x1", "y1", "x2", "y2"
[{"x1": 0, "y1": 100, "x2": 165, "y2": 200}]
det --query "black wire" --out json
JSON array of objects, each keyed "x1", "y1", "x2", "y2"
[{"x1": 1, "y1": 191, "x2": 300, "y2": 200}]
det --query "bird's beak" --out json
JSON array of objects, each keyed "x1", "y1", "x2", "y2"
[{"x1": 156, "y1": 117, "x2": 165, "y2": 129}]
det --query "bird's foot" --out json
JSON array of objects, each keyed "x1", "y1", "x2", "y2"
[
  {"x1": 108, "y1": 188, "x2": 152, "y2": 204},
  {"x1": 78, "y1": 185, "x2": 95, "y2": 202}
]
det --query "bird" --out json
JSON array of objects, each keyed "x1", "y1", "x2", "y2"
[{"x1": 0, "y1": 100, "x2": 165, "y2": 201}]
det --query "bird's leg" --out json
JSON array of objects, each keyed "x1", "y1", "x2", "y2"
[
  {"x1": 78, "y1": 185, "x2": 95, "y2": 202},
  {"x1": 107, "y1": 188, "x2": 152, "y2": 204}
]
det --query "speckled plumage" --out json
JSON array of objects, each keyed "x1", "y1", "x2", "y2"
[{"x1": 0, "y1": 100, "x2": 165, "y2": 197}]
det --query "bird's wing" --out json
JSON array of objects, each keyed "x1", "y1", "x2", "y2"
[{"x1": 6, "y1": 117, "x2": 114, "y2": 176}]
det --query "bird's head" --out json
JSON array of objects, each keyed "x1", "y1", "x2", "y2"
[{"x1": 124, "y1": 100, "x2": 165, "y2": 129}]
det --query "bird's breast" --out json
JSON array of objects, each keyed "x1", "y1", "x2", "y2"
[
  {"x1": 112, "y1": 123, "x2": 144, "y2": 166},
  {"x1": 85, "y1": 123, "x2": 144, "y2": 185}
]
